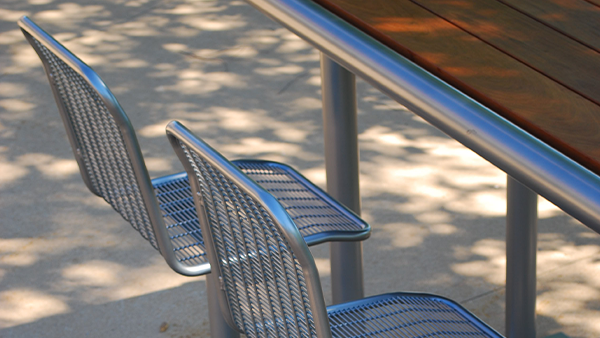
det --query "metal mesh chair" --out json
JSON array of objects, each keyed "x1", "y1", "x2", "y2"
[
  {"x1": 18, "y1": 16, "x2": 370, "y2": 278},
  {"x1": 167, "y1": 120, "x2": 505, "y2": 338}
]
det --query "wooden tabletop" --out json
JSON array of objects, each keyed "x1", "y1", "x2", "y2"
[{"x1": 313, "y1": 0, "x2": 600, "y2": 175}]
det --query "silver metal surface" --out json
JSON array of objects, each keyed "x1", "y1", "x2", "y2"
[
  {"x1": 327, "y1": 292, "x2": 504, "y2": 337},
  {"x1": 506, "y1": 176, "x2": 538, "y2": 338},
  {"x1": 18, "y1": 16, "x2": 207, "y2": 277},
  {"x1": 321, "y1": 54, "x2": 364, "y2": 304},
  {"x1": 20, "y1": 17, "x2": 235, "y2": 338},
  {"x1": 238, "y1": 1, "x2": 599, "y2": 336},
  {"x1": 243, "y1": 0, "x2": 600, "y2": 233},
  {"x1": 206, "y1": 273, "x2": 240, "y2": 338},
  {"x1": 168, "y1": 120, "x2": 503, "y2": 338},
  {"x1": 167, "y1": 121, "x2": 333, "y2": 338},
  {"x1": 233, "y1": 160, "x2": 370, "y2": 245}
]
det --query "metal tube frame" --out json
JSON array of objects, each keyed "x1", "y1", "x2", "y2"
[
  {"x1": 506, "y1": 176, "x2": 538, "y2": 338},
  {"x1": 242, "y1": 0, "x2": 600, "y2": 335},
  {"x1": 168, "y1": 120, "x2": 333, "y2": 337},
  {"x1": 206, "y1": 273, "x2": 240, "y2": 338},
  {"x1": 243, "y1": 0, "x2": 600, "y2": 232},
  {"x1": 320, "y1": 54, "x2": 364, "y2": 304}
]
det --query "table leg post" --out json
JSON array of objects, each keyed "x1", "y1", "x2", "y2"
[
  {"x1": 206, "y1": 273, "x2": 239, "y2": 338},
  {"x1": 506, "y1": 175, "x2": 537, "y2": 338},
  {"x1": 320, "y1": 53, "x2": 364, "y2": 304}
]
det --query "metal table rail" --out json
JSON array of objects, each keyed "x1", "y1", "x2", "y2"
[{"x1": 242, "y1": 0, "x2": 600, "y2": 336}]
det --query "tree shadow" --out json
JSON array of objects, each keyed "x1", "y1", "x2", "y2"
[{"x1": 1, "y1": 0, "x2": 599, "y2": 337}]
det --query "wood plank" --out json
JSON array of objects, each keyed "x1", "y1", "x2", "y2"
[
  {"x1": 415, "y1": 0, "x2": 600, "y2": 106},
  {"x1": 313, "y1": 0, "x2": 600, "y2": 174},
  {"x1": 493, "y1": 0, "x2": 600, "y2": 53},
  {"x1": 587, "y1": 0, "x2": 600, "y2": 8}
]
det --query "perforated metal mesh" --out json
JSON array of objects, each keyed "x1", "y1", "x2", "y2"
[
  {"x1": 328, "y1": 294, "x2": 501, "y2": 337},
  {"x1": 178, "y1": 143, "x2": 317, "y2": 338},
  {"x1": 29, "y1": 34, "x2": 158, "y2": 249},
  {"x1": 153, "y1": 175, "x2": 207, "y2": 266},
  {"x1": 234, "y1": 161, "x2": 367, "y2": 237}
]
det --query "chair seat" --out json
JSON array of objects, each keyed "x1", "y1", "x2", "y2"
[
  {"x1": 152, "y1": 172, "x2": 206, "y2": 267},
  {"x1": 152, "y1": 160, "x2": 370, "y2": 268},
  {"x1": 327, "y1": 293, "x2": 503, "y2": 338},
  {"x1": 233, "y1": 160, "x2": 370, "y2": 245}
]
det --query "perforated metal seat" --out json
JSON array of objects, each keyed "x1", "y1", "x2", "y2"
[
  {"x1": 153, "y1": 162, "x2": 369, "y2": 268},
  {"x1": 167, "y1": 120, "x2": 504, "y2": 338},
  {"x1": 19, "y1": 16, "x2": 369, "y2": 278},
  {"x1": 234, "y1": 160, "x2": 368, "y2": 244},
  {"x1": 327, "y1": 293, "x2": 500, "y2": 337}
]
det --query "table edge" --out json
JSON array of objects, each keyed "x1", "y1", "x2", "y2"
[{"x1": 244, "y1": 0, "x2": 600, "y2": 232}]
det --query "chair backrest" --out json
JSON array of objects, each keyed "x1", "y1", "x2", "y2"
[
  {"x1": 167, "y1": 121, "x2": 332, "y2": 338},
  {"x1": 18, "y1": 16, "x2": 200, "y2": 276}
]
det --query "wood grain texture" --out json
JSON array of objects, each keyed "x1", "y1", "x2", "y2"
[
  {"x1": 416, "y1": 0, "x2": 600, "y2": 105},
  {"x1": 313, "y1": 0, "x2": 600, "y2": 175},
  {"x1": 495, "y1": 0, "x2": 600, "y2": 53},
  {"x1": 586, "y1": 0, "x2": 600, "y2": 7}
]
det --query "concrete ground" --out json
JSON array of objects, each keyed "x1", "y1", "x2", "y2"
[{"x1": 1, "y1": 0, "x2": 599, "y2": 337}]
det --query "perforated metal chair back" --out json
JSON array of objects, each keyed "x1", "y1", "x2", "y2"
[
  {"x1": 17, "y1": 17, "x2": 207, "y2": 276},
  {"x1": 167, "y1": 121, "x2": 332, "y2": 338},
  {"x1": 18, "y1": 16, "x2": 370, "y2": 279},
  {"x1": 19, "y1": 16, "x2": 162, "y2": 247}
]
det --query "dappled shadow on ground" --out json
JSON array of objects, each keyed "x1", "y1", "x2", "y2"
[
  {"x1": 1, "y1": 0, "x2": 599, "y2": 337},
  {"x1": 1, "y1": 280, "x2": 210, "y2": 338}
]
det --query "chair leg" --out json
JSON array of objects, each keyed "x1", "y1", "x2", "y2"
[{"x1": 206, "y1": 273, "x2": 240, "y2": 338}]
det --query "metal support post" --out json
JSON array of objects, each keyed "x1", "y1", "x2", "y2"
[
  {"x1": 206, "y1": 273, "x2": 239, "y2": 338},
  {"x1": 506, "y1": 175, "x2": 538, "y2": 338},
  {"x1": 320, "y1": 53, "x2": 364, "y2": 304}
]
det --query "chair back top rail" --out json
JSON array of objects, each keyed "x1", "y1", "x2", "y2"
[
  {"x1": 167, "y1": 120, "x2": 332, "y2": 338},
  {"x1": 18, "y1": 16, "x2": 205, "y2": 276}
]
